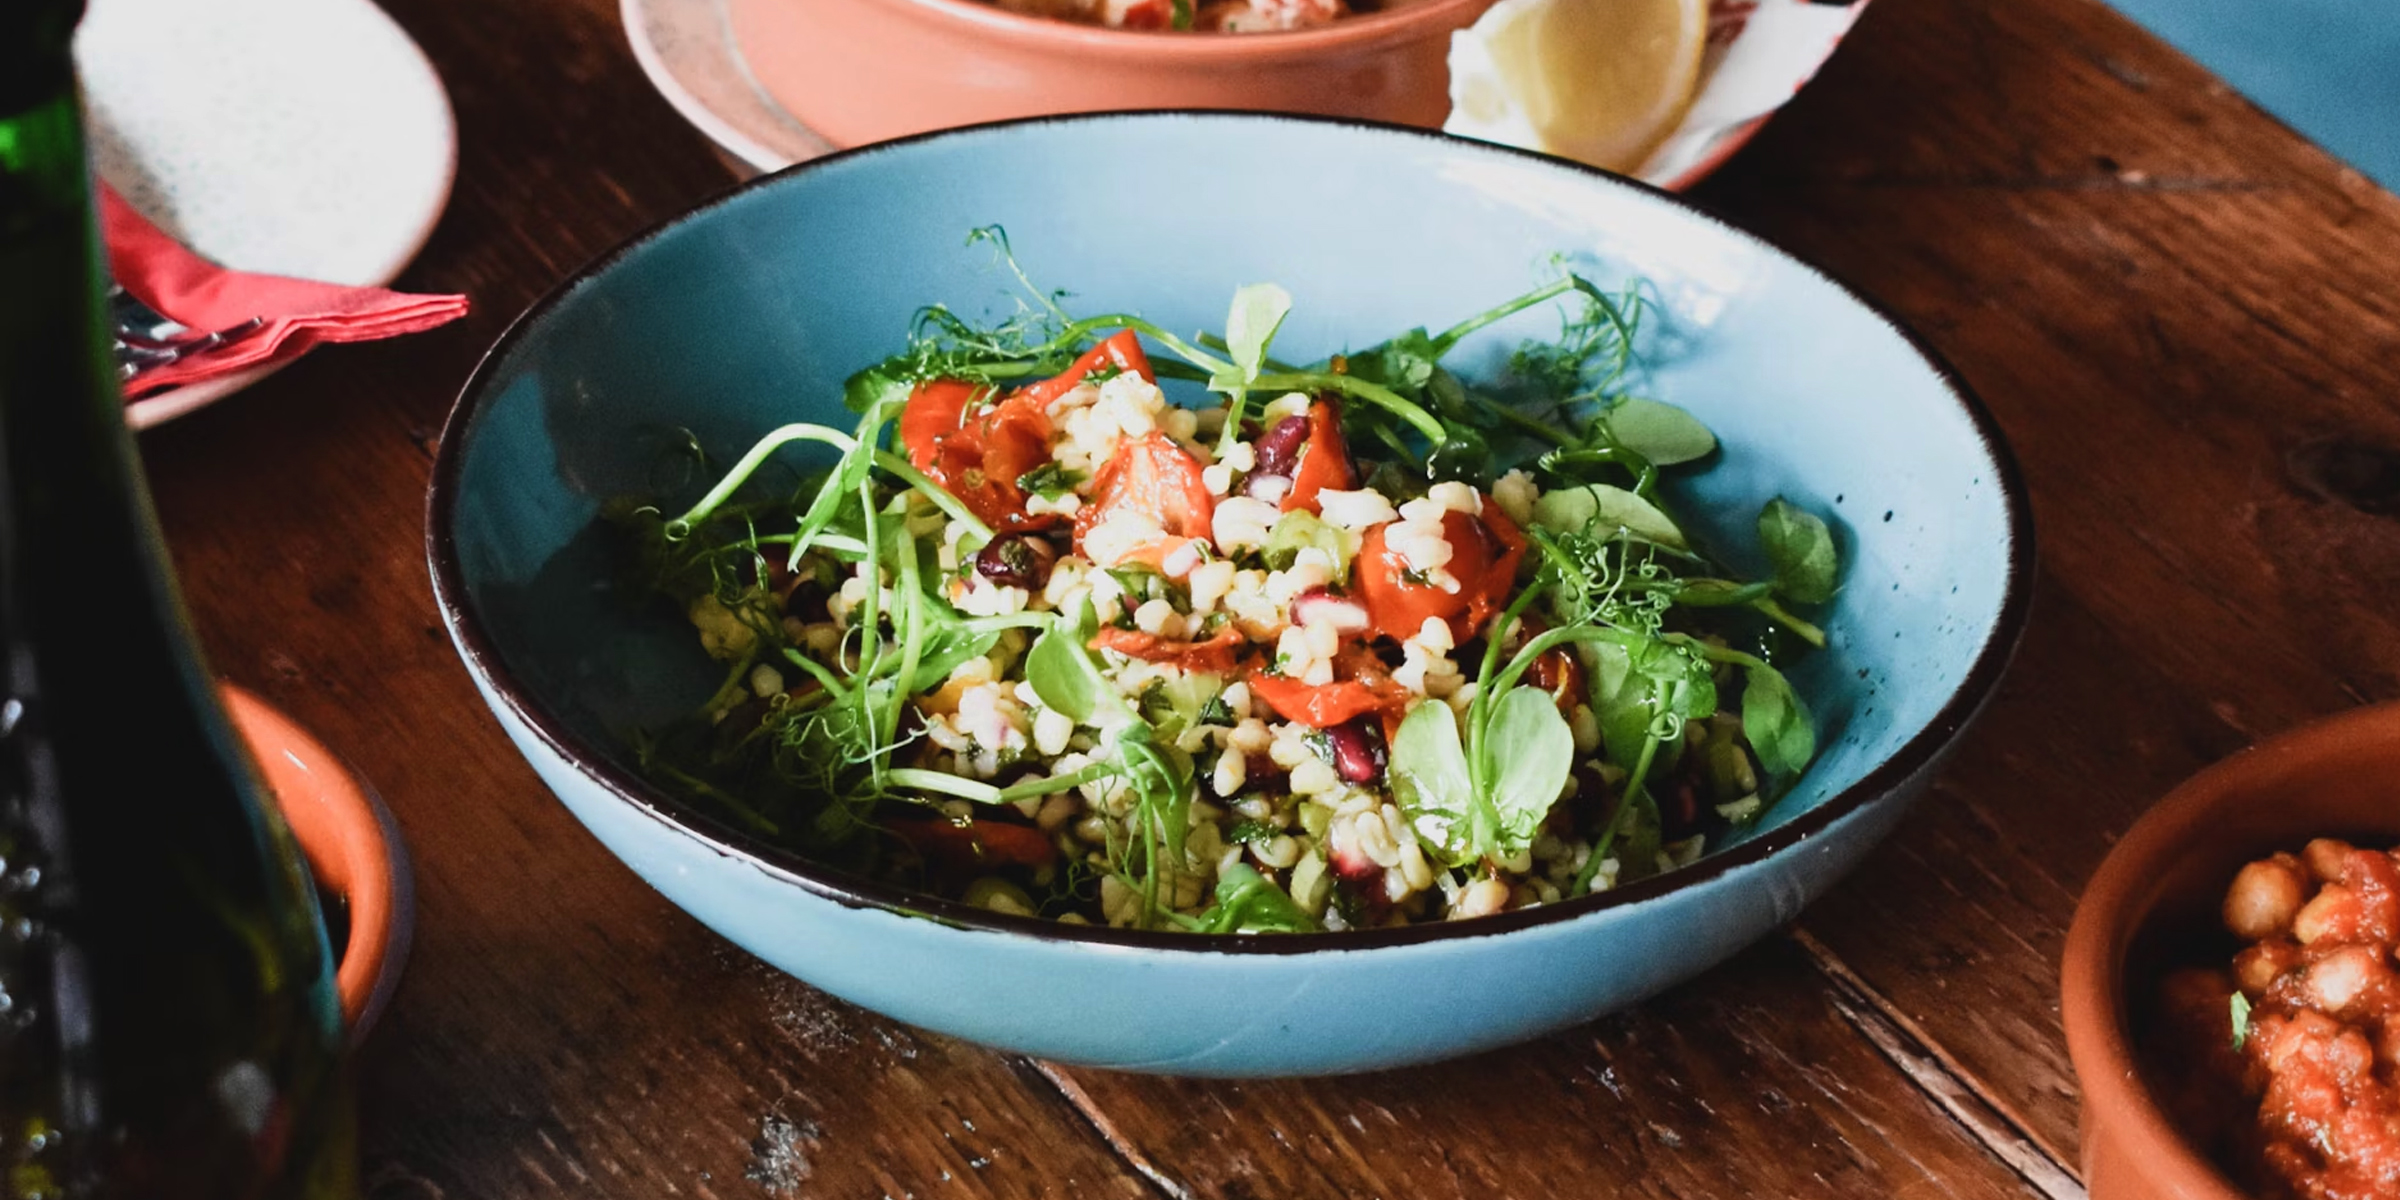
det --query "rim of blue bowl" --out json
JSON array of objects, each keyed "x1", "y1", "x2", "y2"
[{"x1": 426, "y1": 109, "x2": 2037, "y2": 956}]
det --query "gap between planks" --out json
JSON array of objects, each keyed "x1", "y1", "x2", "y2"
[
  {"x1": 1019, "y1": 931, "x2": 2089, "y2": 1200},
  {"x1": 1789, "y1": 926, "x2": 2088, "y2": 1200},
  {"x1": 1022, "y1": 1061, "x2": 1195, "y2": 1200}
]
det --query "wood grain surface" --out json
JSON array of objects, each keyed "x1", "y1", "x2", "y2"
[{"x1": 126, "y1": 0, "x2": 2400, "y2": 1193}]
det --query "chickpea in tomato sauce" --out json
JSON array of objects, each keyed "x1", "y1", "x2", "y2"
[{"x1": 2154, "y1": 838, "x2": 2400, "y2": 1200}]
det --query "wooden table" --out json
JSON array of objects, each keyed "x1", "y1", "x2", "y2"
[{"x1": 134, "y1": 0, "x2": 2400, "y2": 1194}]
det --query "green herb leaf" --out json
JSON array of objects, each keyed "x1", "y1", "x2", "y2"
[
  {"x1": 1531, "y1": 484, "x2": 1688, "y2": 551},
  {"x1": 1196, "y1": 863, "x2": 1318, "y2": 933},
  {"x1": 2230, "y1": 991, "x2": 2253, "y2": 1051},
  {"x1": 1016, "y1": 462, "x2": 1084, "y2": 498},
  {"x1": 1482, "y1": 686, "x2": 1575, "y2": 854},
  {"x1": 1221, "y1": 283, "x2": 1293, "y2": 387},
  {"x1": 1600, "y1": 398, "x2": 1716, "y2": 465},
  {"x1": 1739, "y1": 662, "x2": 1816, "y2": 781},
  {"x1": 1758, "y1": 497, "x2": 1838, "y2": 604},
  {"x1": 1390, "y1": 702, "x2": 1476, "y2": 864},
  {"x1": 1225, "y1": 819, "x2": 1279, "y2": 846}
]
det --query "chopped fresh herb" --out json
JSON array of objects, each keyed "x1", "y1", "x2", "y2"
[{"x1": 1016, "y1": 462, "x2": 1085, "y2": 498}]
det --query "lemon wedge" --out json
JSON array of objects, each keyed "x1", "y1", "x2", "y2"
[{"x1": 1445, "y1": 0, "x2": 1709, "y2": 176}]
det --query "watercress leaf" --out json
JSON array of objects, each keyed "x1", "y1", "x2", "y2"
[
  {"x1": 1424, "y1": 423, "x2": 1493, "y2": 487},
  {"x1": 1224, "y1": 283, "x2": 1294, "y2": 385},
  {"x1": 1390, "y1": 701, "x2": 1476, "y2": 864},
  {"x1": 842, "y1": 360, "x2": 916, "y2": 415},
  {"x1": 1531, "y1": 484, "x2": 1688, "y2": 551},
  {"x1": 1483, "y1": 687, "x2": 1576, "y2": 854},
  {"x1": 1348, "y1": 328, "x2": 1438, "y2": 394},
  {"x1": 1758, "y1": 497, "x2": 1839, "y2": 604},
  {"x1": 1600, "y1": 398, "x2": 1716, "y2": 466},
  {"x1": 2230, "y1": 991, "x2": 2253, "y2": 1052},
  {"x1": 1199, "y1": 863, "x2": 1319, "y2": 933},
  {"x1": 1740, "y1": 662, "x2": 1816, "y2": 780}
]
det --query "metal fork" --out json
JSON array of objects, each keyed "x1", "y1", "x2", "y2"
[{"x1": 108, "y1": 284, "x2": 265, "y2": 383}]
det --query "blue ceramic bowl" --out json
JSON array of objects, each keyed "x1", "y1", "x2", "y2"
[{"x1": 428, "y1": 113, "x2": 2033, "y2": 1076}]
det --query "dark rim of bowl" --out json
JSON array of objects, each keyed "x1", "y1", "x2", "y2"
[{"x1": 425, "y1": 109, "x2": 2037, "y2": 956}]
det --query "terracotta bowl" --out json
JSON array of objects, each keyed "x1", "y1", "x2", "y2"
[
  {"x1": 725, "y1": 0, "x2": 1493, "y2": 148},
  {"x1": 221, "y1": 684, "x2": 415, "y2": 1045},
  {"x1": 2060, "y1": 701, "x2": 2400, "y2": 1200}
]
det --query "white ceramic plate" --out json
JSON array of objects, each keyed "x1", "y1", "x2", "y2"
[
  {"x1": 75, "y1": 0, "x2": 458, "y2": 429},
  {"x1": 620, "y1": 0, "x2": 1861, "y2": 190}
]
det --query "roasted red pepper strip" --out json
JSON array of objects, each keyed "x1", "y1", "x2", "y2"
[
  {"x1": 1020, "y1": 329, "x2": 1156, "y2": 408},
  {"x1": 1470, "y1": 502, "x2": 1528, "y2": 634},
  {"x1": 900, "y1": 377, "x2": 985, "y2": 473},
  {"x1": 1356, "y1": 499, "x2": 1529, "y2": 644},
  {"x1": 1280, "y1": 399, "x2": 1358, "y2": 516},
  {"x1": 888, "y1": 817, "x2": 1057, "y2": 872},
  {"x1": 900, "y1": 382, "x2": 1057, "y2": 531},
  {"x1": 1246, "y1": 674, "x2": 1405, "y2": 730},
  {"x1": 1090, "y1": 627, "x2": 1247, "y2": 674},
  {"x1": 1073, "y1": 432, "x2": 1214, "y2": 565}
]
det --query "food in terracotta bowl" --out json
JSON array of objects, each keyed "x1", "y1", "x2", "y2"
[
  {"x1": 2062, "y1": 702, "x2": 2400, "y2": 1200},
  {"x1": 723, "y1": 0, "x2": 1871, "y2": 188},
  {"x1": 427, "y1": 113, "x2": 2031, "y2": 1075}
]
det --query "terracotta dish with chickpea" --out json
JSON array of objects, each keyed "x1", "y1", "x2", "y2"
[
  {"x1": 2150, "y1": 838, "x2": 2400, "y2": 1200},
  {"x1": 613, "y1": 236, "x2": 1840, "y2": 934}
]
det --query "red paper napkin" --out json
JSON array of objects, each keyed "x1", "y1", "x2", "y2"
[{"x1": 100, "y1": 183, "x2": 468, "y2": 398}]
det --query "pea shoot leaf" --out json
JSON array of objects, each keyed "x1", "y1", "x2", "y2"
[
  {"x1": 1215, "y1": 283, "x2": 1293, "y2": 390},
  {"x1": 1482, "y1": 687, "x2": 1575, "y2": 855},
  {"x1": 1391, "y1": 702, "x2": 1476, "y2": 864},
  {"x1": 1196, "y1": 863, "x2": 1319, "y2": 933},
  {"x1": 1532, "y1": 484, "x2": 1688, "y2": 551},
  {"x1": 1600, "y1": 398, "x2": 1716, "y2": 466},
  {"x1": 1740, "y1": 662, "x2": 1816, "y2": 781},
  {"x1": 1027, "y1": 598, "x2": 1117, "y2": 726},
  {"x1": 1758, "y1": 497, "x2": 1838, "y2": 604}
]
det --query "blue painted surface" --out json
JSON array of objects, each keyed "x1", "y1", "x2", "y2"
[
  {"x1": 2108, "y1": 0, "x2": 2400, "y2": 187},
  {"x1": 428, "y1": 113, "x2": 2034, "y2": 1075}
]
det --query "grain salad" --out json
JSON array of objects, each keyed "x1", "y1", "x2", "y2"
[{"x1": 618, "y1": 235, "x2": 1840, "y2": 934}]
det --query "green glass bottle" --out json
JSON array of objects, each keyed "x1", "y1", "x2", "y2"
[{"x1": 0, "y1": 3, "x2": 358, "y2": 1197}]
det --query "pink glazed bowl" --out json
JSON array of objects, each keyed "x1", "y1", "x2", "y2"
[{"x1": 726, "y1": 0, "x2": 1495, "y2": 148}]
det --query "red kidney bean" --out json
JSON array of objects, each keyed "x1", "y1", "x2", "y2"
[
  {"x1": 1251, "y1": 413, "x2": 1312, "y2": 478},
  {"x1": 1327, "y1": 716, "x2": 1388, "y2": 785},
  {"x1": 974, "y1": 533, "x2": 1057, "y2": 591}
]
